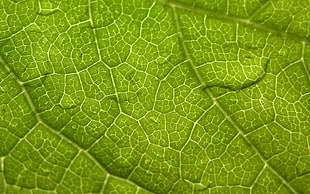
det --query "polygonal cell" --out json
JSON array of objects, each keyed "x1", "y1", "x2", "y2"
[
  {"x1": 129, "y1": 145, "x2": 180, "y2": 193},
  {"x1": 89, "y1": 114, "x2": 148, "y2": 178}
]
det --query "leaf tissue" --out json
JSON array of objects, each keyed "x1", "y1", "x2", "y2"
[{"x1": 0, "y1": 0, "x2": 309, "y2": 193}]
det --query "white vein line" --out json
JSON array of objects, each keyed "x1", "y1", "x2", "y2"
[
  {"x1": 250, "y1": 164, "x2": 267, "y2": 193},
  {"x1": 87, "y1": 0, "x2": 123, "y2": 115},
  {"x1": 249, "y1": 0, "x2": 273, "y2": 20},
  {"x1": 171, "y1": 7, "x2": 206, "y2": 87},
  {"x1": 100, "y1": 174, "x2": 110, "y2": 193},
  {"x1": 301, "y1": 41, "x2": 310, "y2": 83}
]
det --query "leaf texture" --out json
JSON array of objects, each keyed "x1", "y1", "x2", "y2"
[{"x1": 0, "y1": 0, "x2": 309, "y2": 193}]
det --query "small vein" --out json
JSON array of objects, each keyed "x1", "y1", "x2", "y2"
[
  {"x1": 250, "y1": 162, "x2": 267, "y2": 189},
  {"x1": 301, "y1": 41, "x2": 310, "y2": 83},
  {"x1": 249, "y1": 0, "x2": 273, "y2": 20},
  {"x1": 87, "y1": 0, "x2": 123, "y2": 115},
  {"x1": 171, "y1": 7, "x2": 206, "y2": 87},
  {"x1": 100, "y1": 174, "x2": 110, "y2": 193}
]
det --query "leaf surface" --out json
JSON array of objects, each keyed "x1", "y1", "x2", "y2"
[{"x1": 0, "y1": 0, "x2": 309, "y2": 193}]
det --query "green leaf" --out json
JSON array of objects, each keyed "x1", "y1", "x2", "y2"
[{"x1": 0, "y1": 0, "x2": 309, "y2": 193}]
